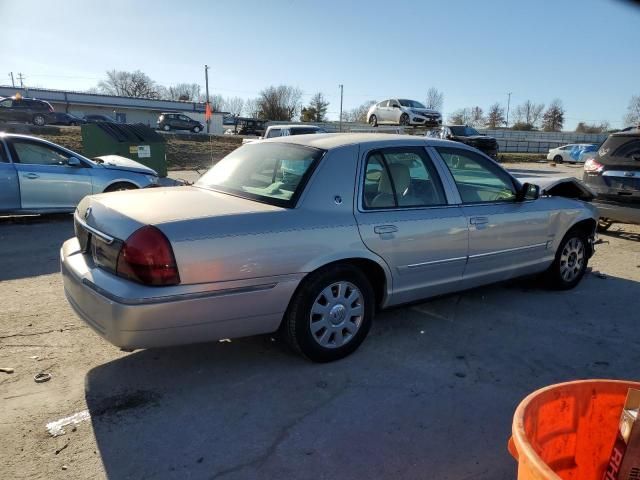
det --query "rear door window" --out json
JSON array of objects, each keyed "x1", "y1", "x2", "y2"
[{"x1": 363, "y1": 147, "x2": 447, "y2": 209}]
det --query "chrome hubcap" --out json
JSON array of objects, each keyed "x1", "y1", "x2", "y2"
[
  {"x1": 560, "y1": 237, "x2": 585, "y2": 282},
  {"x1": 310, "y1": 281, "x2": 364, "y2": 349}
]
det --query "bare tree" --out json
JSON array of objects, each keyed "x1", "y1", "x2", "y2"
[
  {"x1": 469, "y1": 106, "x2": 484, "y2": 127},
  {"x1": 224, "y1": 96, "x2": 244, "y2": 117},
  {"x1": 448, "y1": 108, "x2": 472, "y2": 125},
  {"x1": 513, "y1": 100, "x2": 545, "y2": 128},
  {"x1": 257, "y1": 85, "x2": 302, "y2": 121},
  {"x1": 425, "y1": 87, "x2": 444, "y2": 111},
  {"x1": 541, "y1": 99, "x2": 565, "y2": 132},
  {"x1": 209, "y1": 94, "x2": 225, "y2": 112},
  {"x1": 165, "y1": 83, "x2": 201, "y2": 101},
  {"x1": 243, "y1": 98, "x2": 261, "y2": 118},
  {"x1": 485, "y1": 103, "x2": 505, "y2": 128},
  {"x1": 575, "y1": 121, "x2": 610, "y2": 134},
  {"x1": 624, "y1": 95, "x2": 640, "y2": 126},
  {"x1": 344, "y1": 100, "x2": 377, "y2": 123},
  {"x1": 98, "y1": 70, "x2": 161, "y2": 98}
]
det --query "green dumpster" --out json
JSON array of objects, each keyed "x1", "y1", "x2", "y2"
[{"x1": 81, "y1": 123, "x2": 168, "y2": 177}]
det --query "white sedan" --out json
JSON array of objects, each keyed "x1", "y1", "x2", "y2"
[{"x1": 547, "y1": 144, "x2": 597, "y2": 164}]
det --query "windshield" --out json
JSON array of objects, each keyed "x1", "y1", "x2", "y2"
[
  {"x1": 450, "y1": 126, "x2": 481, "y2": 136},
  {"x1": 398, "y1": 99, "x2": 426, "y2": 109},
  {"x1": 195, "y1": 142, "x2": 324, "y2": 207}
]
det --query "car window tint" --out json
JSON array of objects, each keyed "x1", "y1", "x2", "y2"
[
  {"x1": 266, "y1": 129, "x2": 281, "y2": 138},
  {"x1": 379, "y1": 100, "x2": 388, "y2": 108},
  {"x1": 437, "y1": 147, "x2": 517, "y2": 203},
  {"x1": 0, "y1": 143, "x2": 7, "y2": 163},
  {"x1": 0, "y1": 99, "x2": 12, "y2": 108},
  {"x1": 364, "y1": 148, "x2": 446, "y2": 209},
  {"x1": 11, "y1": 141, "x2": 71, "y2": 166},
  {"x1": 613, "y1": 139, "x2": 640, "y2": 158}
]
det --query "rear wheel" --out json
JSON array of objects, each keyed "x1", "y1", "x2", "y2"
[
  {"x1": 369, "y1": 114, "x2": 378, "y2": 127},
  {"x1": 281, "y1": 264, "x2": 374, "y2": 362},
  {"x1": 597, "y1": 218, "x2": 613, "y2": 232},
  {"x1": 32, "y1": 114, "x2": 46, "y2": 126},
  {"x1": 104, "y1": 182, "x2": 138, "y2": 193},
  {"x1": 400, "y1": 113, "x2": 410, "y2": 126},
  {"x1": 553, "y1": 154, "x2": 563, "y2": 164},
  {"x1": 163, "y1": 124, "x2": 171, "y2": 131},
  {"x1": 546, "y1": 228, "x2": 589, "y2": 290}
]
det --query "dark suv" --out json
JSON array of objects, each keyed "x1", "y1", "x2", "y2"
[
  {"x1": 157, "y1": 113, "x2": 204, "y2": 133},
  {"x1": 0, "y1": 96, "x2": 54, "y2": 126},
  {"x1": 583, "y1": 128, "x2": 640, "y2": 230},
  {"x1": 429, "y1": 125, "x2": 499, "y2": 158}
]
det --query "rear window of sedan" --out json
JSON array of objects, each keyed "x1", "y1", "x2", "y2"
[{"x1": 196, "y1": 142, "x2": 325, "y2": 208}]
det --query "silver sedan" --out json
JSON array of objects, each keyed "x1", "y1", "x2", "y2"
[
  {"x1": 0, "y1": 133, "x2": 158, "y2": 214},
  {"x1": 61, "y1": 134, "x2": 598, "y2": 362}
]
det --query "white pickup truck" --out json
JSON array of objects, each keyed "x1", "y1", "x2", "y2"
[{"x1": 242, "y1": 124, "x2": 327, "y2": 144}]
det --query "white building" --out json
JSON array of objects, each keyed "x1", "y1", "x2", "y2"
[{"x1": 0, "y1": 85, "x2": 226, "y2": 135}]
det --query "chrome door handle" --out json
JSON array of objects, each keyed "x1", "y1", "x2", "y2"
[
  {"x1": 470, "y1": 217, "x2": 489, "y2": 225},
  {"x1": 374, "y1": 225, "x2": 398, "y2": 234},
  {"x1": 23, "y1": 173, "x2": 40, "y2": 179}
]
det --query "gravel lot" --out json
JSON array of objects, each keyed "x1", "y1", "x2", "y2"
[{"x1": 1, "y1": 163, "x2": 639, "y2": 479}]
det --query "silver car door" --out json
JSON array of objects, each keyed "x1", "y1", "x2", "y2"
[
  {"x1": 8, "y1": 138, "x2": 93, "y2": 210},
  {"x1": 388, "y1": 99, "x2": 402, "y2": 124},
  {"x1": 354, "y1": 146, "x2": 469, "y2": 305},
  {"x1": 377, "y1": 100, "x2": 389, "y2": 123},
  {"x1": 433, "y1": 146, "x2": 553, "y2": 288},
  {"x1": 0, "y1": 140, "x2": 20, "y2": 211}
]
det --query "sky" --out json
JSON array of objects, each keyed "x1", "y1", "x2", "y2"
[{"x1": 1, "y1": 0, "x2": 639, "y2": 130}]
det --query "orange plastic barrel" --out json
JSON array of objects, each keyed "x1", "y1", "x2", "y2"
[{"x1": 508, "y1": 379, "x2": 640, "y2": 480}]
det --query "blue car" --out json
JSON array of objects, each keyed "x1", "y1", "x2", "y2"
[
  {"x1": 0, "y1": 133, "x2": 158, "y2": 214},
  {"x1": 569, "y1": 144, "x2": 598, "y2": 163}
]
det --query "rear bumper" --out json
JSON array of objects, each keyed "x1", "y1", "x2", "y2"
[
  {"x1": 593, "y1": 201, "x2": 640, "y2": 225},
  {"x1": 61, "y1": 238, "x2": 301, "y2": 349}
]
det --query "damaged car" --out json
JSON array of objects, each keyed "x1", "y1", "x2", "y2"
[
  {"x1": 0, "y1": 133, "x2": 158, "y2": 214},
  {"x1": 61, "y1": 134, "x2": 597, "y2": 362}
]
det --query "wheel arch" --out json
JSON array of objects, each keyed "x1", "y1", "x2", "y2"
[
  {"x1": 103, "y1": 180, "x2": 142, "y2": 192},
  {"x1": 566, "y1": 217, "x2": 597, "y2": 257},
  {"x1": 296, "y1": 255, "x2": 392, "y2": 310}
]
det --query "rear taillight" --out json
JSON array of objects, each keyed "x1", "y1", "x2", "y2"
[
  {"x1": 116, "y1": 226, "x2": 180, "y2": 286},
  {"x1": 584, "y1": 158, "x2": 604, "y2": 174}
]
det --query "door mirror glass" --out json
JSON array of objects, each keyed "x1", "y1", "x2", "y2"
[
  {"x1": 67, "y1": 157, "x2": 82, "y2": 167},
  {"x1": 517, "y1": 182, "x2": 540, "y2": 201}
]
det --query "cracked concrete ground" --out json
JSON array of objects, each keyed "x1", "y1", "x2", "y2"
[{"x1": 1, "y1": 164, "x2": 639, "y2": 479}]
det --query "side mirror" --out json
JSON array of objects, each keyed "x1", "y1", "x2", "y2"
[
  {"x1": 517, "y1": 182, "x2": 540, "y2": 201},
  {"x1": 67, "y1": 157, "x2": 82, "y2": 167}
]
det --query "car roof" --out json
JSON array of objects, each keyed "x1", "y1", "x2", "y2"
[
  {"x1": 262, "y1": 132, "x2": 459, "y2": 150},
  {"x1": 269, "y1": 125, "x2": 321, "y2": 129}
]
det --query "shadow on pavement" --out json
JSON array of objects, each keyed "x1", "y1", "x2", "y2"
[
  {"x1": 0, "y1": 214, "x2": 73, "y2": 281},
  {"x1": 85, "y1": 272, "x2": 640, "y2": 480},
  {"x1": 601, "y1": 226, "x2": 640, "y2": 243}
]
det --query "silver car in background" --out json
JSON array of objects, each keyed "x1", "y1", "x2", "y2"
[
  {"x1": 61, "y1": 134, "x2": 597, "y2": 362},
  {"x1": 367, "y1": 99, "x2": 442, "y2": 127},
  {"x1": 0, "y1": 133, "x2": 158, "y2": 213}
]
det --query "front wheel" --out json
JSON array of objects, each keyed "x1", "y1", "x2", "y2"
[
  {"x1": 192, "y1": 126, "x2": 201, "y2": 133},
  {"x1": 163, "y1": 124, "x2": 170, "y2": 131},
  {"x1": 104, "y1": 182, "x2": 138, "y2": 193},
  {"x1": 546, "y1": 229, "x2": 589, "y2": 290},
  {"x1": 553, "y1": 155, "x2": 563, "y2": 164},
  {"x1": 281, "y1": 264, "x2": 374, "y2": 362}
]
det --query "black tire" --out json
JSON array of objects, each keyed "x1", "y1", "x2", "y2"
[
  {"x1": 163, "y1": 124, "x2": 171, "y2": 131},
  {"x1": 369, "y1": 114, "x2": 378, "y2": 127},
  {"x1": 32, "y1": 114, "x2": 46, "y2": 126},
  {"x1": 597, "y1": 218, "x2": 613, "y2": 232},
  {"x1": 104, "y1": 182, "x2": 138, "y2": 193},
  {"x1": 400, "y1": 113, "x2": 410, "y2": 126},
  {"x1": 553, "y1": 154, "x2": 563, "y2": 164},
  {"x1": 192, "y1": 126, "x2": 201, "y2": 133},
  {"x1": 281, "y1": 264, "x2": 375, "y2": 362},
  {"x1": 546, "y1": 228, "x2": 589, "y2": 290}
]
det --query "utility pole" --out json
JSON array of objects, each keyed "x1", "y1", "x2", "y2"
[
  {"x1": 506, "y1": 92, "x2": 512, "y2": 128},
  {"x1": 9, "y1": 72, "x2": 15, "y2": 88},
  {"x1": 338, "y1": 84, "x2": 343, "y2": 132},
  {"x1": 17, "y1": 72, "x2": 25, "y2": 88},
  {"x1": 204, "y1": 65, "x2": 210, "y2": 134}
]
